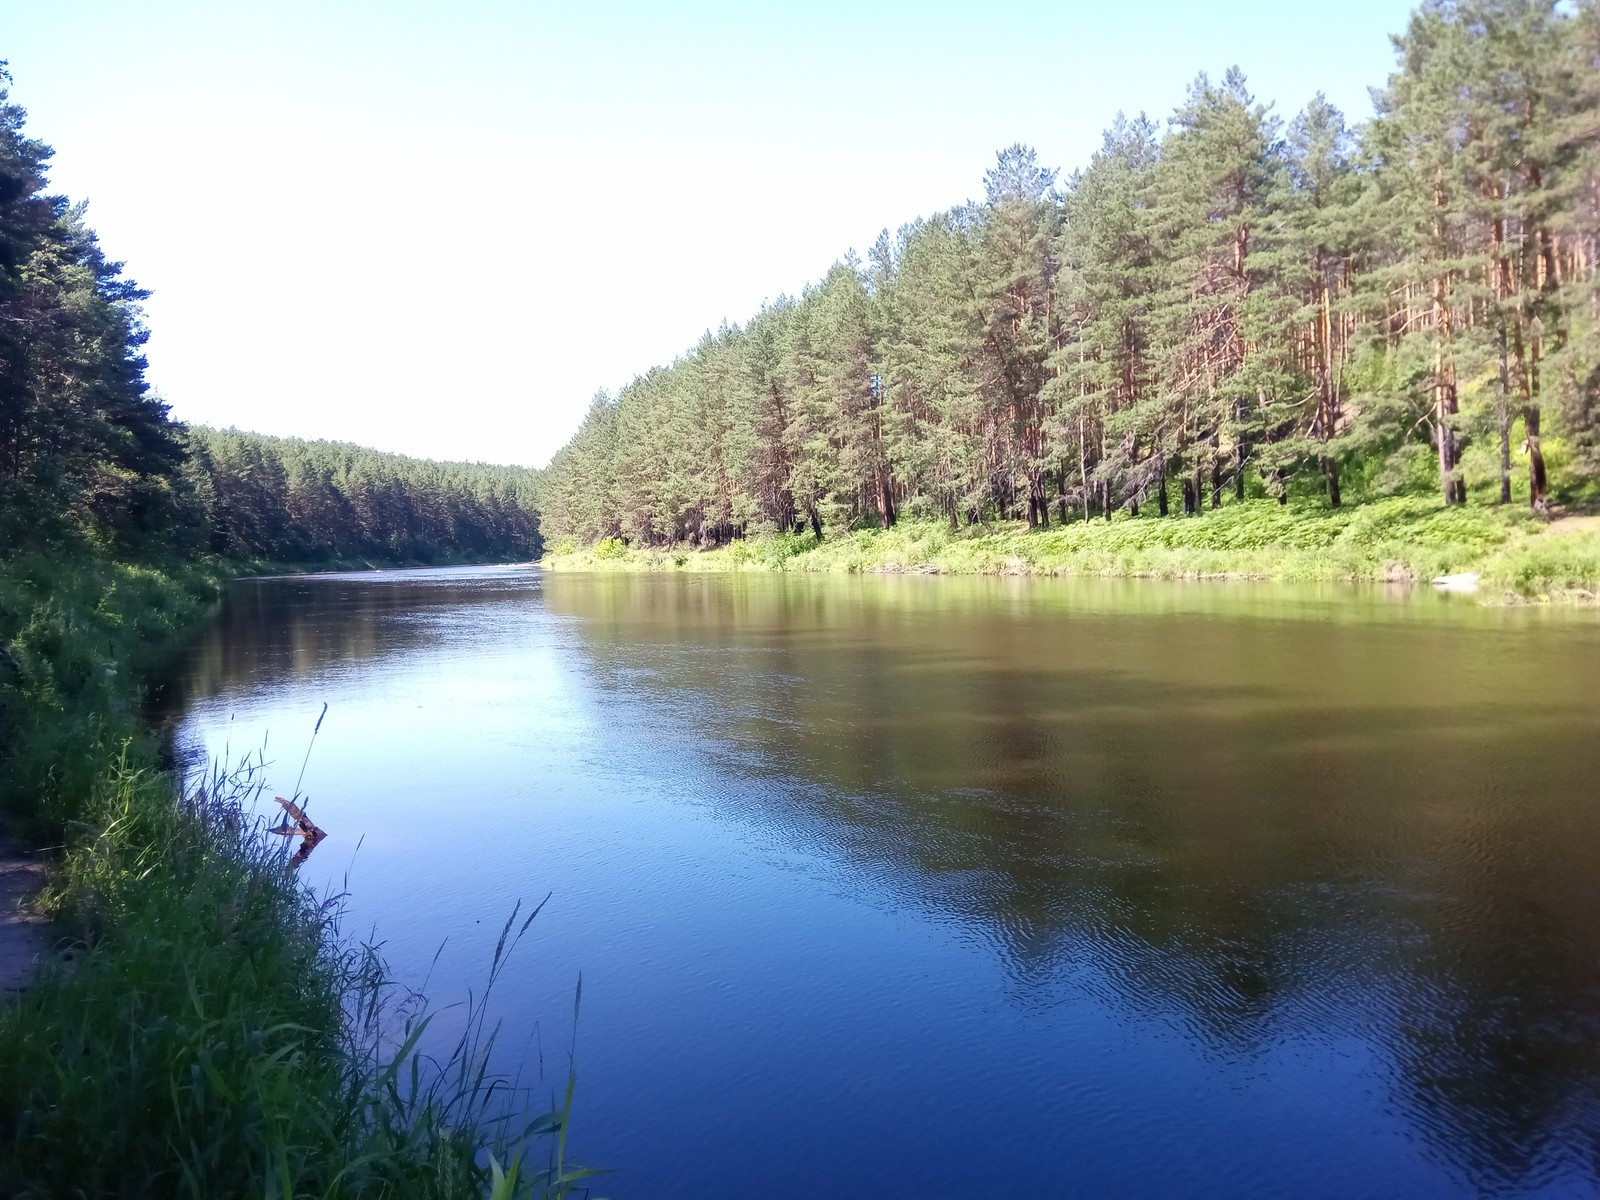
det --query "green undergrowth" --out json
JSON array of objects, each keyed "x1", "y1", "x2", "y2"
[
  {"x1": 0, "y1": 551, "x2": 589, "y2": 1198},
  {"x1": 0, "y1": 552, "x2": 224, "y2": 840},
  {"x1": 543, "y1": 496, "x2": 1600, "y2": 601}
]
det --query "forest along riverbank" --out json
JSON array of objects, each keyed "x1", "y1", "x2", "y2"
[
  {"x1": 536, "y1": 6, "x2": 1600, "y2": 604},
  {"x1": 540, "y1": 497, "x2": 1600, "y2": 602}
]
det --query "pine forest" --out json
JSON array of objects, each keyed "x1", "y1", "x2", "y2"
[{"x1": 541, "y1": 2, "x2": 1600, "y2": 549}]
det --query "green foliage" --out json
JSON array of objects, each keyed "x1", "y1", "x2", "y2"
[
  {"x1": 540, "y1": 1, "x2": 1600, "y2": 548},
  {"x1": 1483, "y1": 526, "x2": 1600, "y2": 598},
  {"x1": 186, "y1": 427, "x2": 543, "y2": 567},
  {"x1": 0, "y1": 65, "x2": 189, "y2": 558},
  {"x1": 545, "y1": 498, "x2": 1600, "y2": 599},
  {"x1": 0, "y1": 552, "x2": 223, "y2": 834}
]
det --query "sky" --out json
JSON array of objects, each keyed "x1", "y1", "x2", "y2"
[{"x1": 4, "y1": 0, "x2": 1417, "y2": 468}]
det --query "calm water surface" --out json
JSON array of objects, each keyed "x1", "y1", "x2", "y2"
[{"x1": 157, "y1": 567, "x2": 1600, "y2": 1199}]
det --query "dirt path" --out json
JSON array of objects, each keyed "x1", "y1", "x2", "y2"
[{"x1": 0, "y1": 833, "x2": 47, "y2": 994}]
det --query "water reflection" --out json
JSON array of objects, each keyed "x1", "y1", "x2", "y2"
[
  {"x1": 149, "y1": 569, "x2": 533, "y2": 727},
  {"x1": 541, "y1": 573, "x2": 1600, "y2": 1194},
  {"x1": 266, "y1": 795, "x2": 327, "y2": 868},
  {"x1": 160, "y1": 568, "x2": 1600, "y2": 1198}
]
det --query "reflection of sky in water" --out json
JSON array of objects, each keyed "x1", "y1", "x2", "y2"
[{"x1": 161, "y1": 567, "x2": 1600, "y2": 1199}]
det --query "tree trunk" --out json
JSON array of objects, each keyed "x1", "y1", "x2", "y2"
[
  {"x1": 1491, "y1": 199, "x2": 1514, "y2": 507},
  {"x1": 1525, "y1": 405, "x2": 1549, "y2": 513},
  {"x1": 1436, "y1": 414, "x2": 1461, "y2": 506},
  {"x1": 1433, "y1": 269, "x2": 1463, "y2": 506},
  {"x1": 1497, "y1": 322, "x2": 1513, "y2": 505},
  {"x1": 1528, "y1": 323, "x2": 1548, "y2": 513},
  {"x1": 1157, "y1": 471, "x2": 1169, "y2": 517},
  {"x1": 1078, "y1": 418, "x2": 1090, "y2": 522},
  {"x1": 1512, "y1": 318, "x2": 1547, "y2": 512},
  {"x1": 1027, "y1": 472, "x2": 1050, "y2": 529},
  {"x1": 1234, "y1": 398, "x2": 1249, "y2": 501}
]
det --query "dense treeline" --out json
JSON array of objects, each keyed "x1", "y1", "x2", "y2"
[
  {"x1": 542, "y1": 0, "x2": 1600, "y2": 546},
  {"x1": 186, "y1": 427, "x2": 542, "y2": 563},
  {"x1": 0, "y1": 65, "x2": 186, "y2": 554},
  {"x1": 0, "y1": 63, "x2": 540, "y2": 566}
]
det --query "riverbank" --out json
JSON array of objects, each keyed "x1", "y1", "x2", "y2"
[
  {"x1": 237, "y1": 551, "x2": 539, "y2": 577},
  {"x1": 0, "y1": 551, "x2": 581, "y2": 1197},
  {"x1": 541, "y1": 496, "x2": 1600, "y2": 602}
]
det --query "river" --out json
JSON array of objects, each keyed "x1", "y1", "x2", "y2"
[{"x1": 155, "y1": 566, "x2": 1600, "y2": 1199}]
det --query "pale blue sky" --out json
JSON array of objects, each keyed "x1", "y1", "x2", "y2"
[{"x1": 5, "y1": 0, "x2": 1416, "y2": 466}]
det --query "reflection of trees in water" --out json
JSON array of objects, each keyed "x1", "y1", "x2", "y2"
[
  {"x1": 149, "y1": 572, "x2": 539, "y2": 730},
  {"x1": 1386, "y1": 843, "x2": 1600, "y2": 1193},
  {"x1": 546, "y1": 573, "x2": 1600, "y2": 1193},
  {"x1": 158, "y1": 570, "x2": 1600, "y2": 1192}
]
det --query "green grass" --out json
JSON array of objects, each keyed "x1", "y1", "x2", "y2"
[
  {"x1": 543, "y1": 496, "x2": 1600, "y2": 601},
  {"x1": 0, "y1": 552, "x2": 224, "y2": 838},
  {"x1": 0, "y1": 551, "x2": 591, "y2": 1198},
  {"x1": 1480, "y1": 524, "x2": 1600, "y2": 601}
]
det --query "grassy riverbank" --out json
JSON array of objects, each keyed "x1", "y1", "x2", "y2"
[
  {"x1": 0, "y1": 552, "x2": 582, "y2": 1198},
  {"x1": 542, "y1": 496, "x2": 1600, "y2": 601}
]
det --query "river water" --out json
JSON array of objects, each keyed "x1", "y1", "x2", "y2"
[{"x1": 156, "y1": 566, "x2": 1600, "y2": 1198}]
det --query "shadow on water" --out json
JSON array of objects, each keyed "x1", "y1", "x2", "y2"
[
  {"x1": 158, "y1": 567, "x2": 1600, "y2": 1196},
  {"x1": 148, "y1": 568, "x2": 537, "y2": 726},
  {"x1": 538, "y1": 572, "x2": 1600, "y2": 1195}
]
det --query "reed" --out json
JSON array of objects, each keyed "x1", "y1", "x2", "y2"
[
  {"x1": 1, "y1": 748, "x2": 593, "y2": 1198},
  {"x1": 0, "y1": 553, "x2": 592, "y2": 1197}
]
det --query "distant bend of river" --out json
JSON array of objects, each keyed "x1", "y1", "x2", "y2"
[{"x1": 155, "y1": 567, "x2": 1600, "y2": 1200}]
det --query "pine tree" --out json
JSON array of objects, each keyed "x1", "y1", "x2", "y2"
[
  {"x1": 1250, "y1": 95, "x2": 1362, "y2": 505},
  {"x1": 975, "y1": 146, "x2": 1061, "y2": 526},
  {"x1": 1053, "y1": 115, "x2": 1162, "y2": 518},
  {"x1": 1147, "y1": 69, "x2": 1280, "y2": 512}
]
